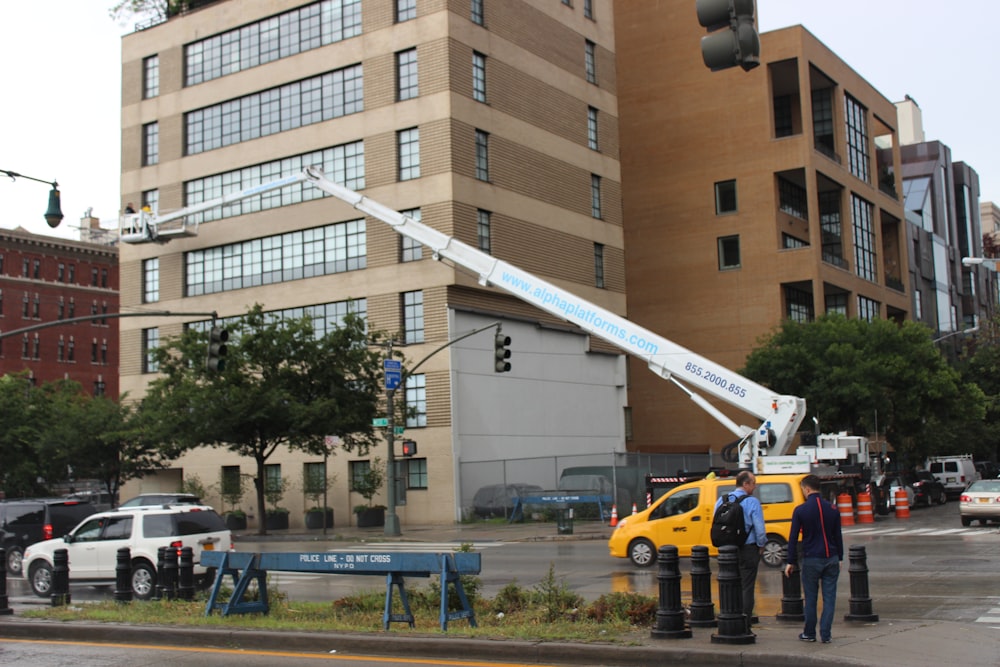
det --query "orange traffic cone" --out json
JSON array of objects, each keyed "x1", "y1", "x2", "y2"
[
  {"x1": 609, "y1": 504, "x2": 618, "y2": 527},
  {"x1": 631, "y1": 502, "x2": 638, "y2": 515}
]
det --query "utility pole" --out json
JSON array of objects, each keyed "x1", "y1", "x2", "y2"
[{"x1": 382, "y1": 339, "x2": 402, "y2": 537}]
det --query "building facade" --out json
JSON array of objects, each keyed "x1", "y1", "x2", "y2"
[
  {"x1": 118, "y1": 0, "x2": 627, "y2": 526},
  {"x1": 0, "y1": 227, "x2": 119, "y2": 397},
  {"x1": 614, "y1": 15, "x2": 910, "y2": 453}
]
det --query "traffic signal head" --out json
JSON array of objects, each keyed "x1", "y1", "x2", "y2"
[
  {"x1": 696, "y1": 0, "x2": 760, "y2": 72},
  {"x1": 207, "y1": 326, "x2": 229, "y2": 372},
  {"x1": 494, "y1": 332, "x2": 511, "y2": 373},
  {"x1": 401, "y1": 440, "x2": 417, "y2": 457}
]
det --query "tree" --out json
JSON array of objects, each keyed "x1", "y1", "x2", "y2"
[
  {"x1": 953, "y1": 316, "x2": 1000, "y2": 462},
  {"x1": 140, "y1": 304, "x2": 384, "y2": 534},
  {"x1": 0, "y1": 373, "x2": 46, "y2": 497},
  {"x1": 741, "y1": 314, "x2": 986, "y2": 466}
]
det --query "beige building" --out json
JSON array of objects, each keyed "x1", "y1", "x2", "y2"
[
  {"x1": 118, "y1": 0, "x2": 628, "y2": 527},
  {"x1": 614, "y1": 13, "x2": 910, "y2": 453}
]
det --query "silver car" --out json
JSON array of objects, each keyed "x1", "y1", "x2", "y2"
[{"x1": 959, "y1": 480, "x2": 1000, "y2": 526}]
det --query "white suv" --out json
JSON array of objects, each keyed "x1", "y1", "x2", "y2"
[{"x1": 23, "y1": 505, "x2": 231, "y2": 600}]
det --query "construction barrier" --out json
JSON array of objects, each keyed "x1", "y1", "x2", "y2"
[
  {"x1": 837, "y1": 493, "x2": 855, "y2": 527},
  {"x1": 856, "y1": 492, "x2": 874, "y2": 524},
  {"x1": 631, "y1": 503, "x2": 638, "y2": 516},
  {"x1": 609, "y1": 505, "x2": 618, "y2": 527},
  {"x1": 894, "y1": 488, "x2": 910, "y2": 519}
]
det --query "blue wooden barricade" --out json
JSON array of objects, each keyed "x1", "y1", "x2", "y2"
[
  {"x1": 200, "y1": 550, "x2": 481, "y2": 631},
  {"x1": 508, "y1": 492, "x2": 612, "y2": 522}
]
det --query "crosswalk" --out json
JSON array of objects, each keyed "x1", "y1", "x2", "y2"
[
  {"x1": 974, "y1": 604, "x2": 1000, "y2": 627},
  {"x1": 843, "y1": 524, "x2": 999, "y2": 538}
]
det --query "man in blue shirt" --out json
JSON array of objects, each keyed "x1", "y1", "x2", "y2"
[
  {"x1": 714, "y1": 470, "x2": 767, "y2": 634},
  {"x1": 784, "y1": 474, "x2": 844, "y2": 644}
]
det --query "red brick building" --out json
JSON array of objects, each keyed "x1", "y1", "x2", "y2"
[{"x1": 0, "y1": 227, "x2": 119, "y2": 397}]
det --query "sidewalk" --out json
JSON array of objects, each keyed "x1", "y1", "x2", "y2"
[{"x1": 3, "y1": 519, "x2": 998, "y2": 667}]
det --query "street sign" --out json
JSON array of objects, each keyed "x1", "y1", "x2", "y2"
[
  {"x1": 383, "y1": 359, "x2": 402, "y2": 371},
  {"x1": 385, "y1": 370, "x2": 401, "y2": 390},
  {"x1": 372, "y1": 418, "x2": 388, "y2": 427},
  {"x1": 394, "y1": 426, "x2": 405, "y2": 435}
]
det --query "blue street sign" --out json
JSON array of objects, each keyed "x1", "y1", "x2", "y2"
[
  {"x1": 385, "y1": 370, "x2": 401, "y2": 390},
  {"x1": 384, "y1": 359, "x2": 402, "y2": 371}
]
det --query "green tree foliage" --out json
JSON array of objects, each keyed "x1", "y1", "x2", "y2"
[
  {"x1": 953, "y1": 317, "x2": 1000, "y2": 462},
  {"x1": 741, "y1": 314, "x2": 986, "y2": 465},
  {"x1": 139, "y1": 305, "x2": 383, "y2": 534}
]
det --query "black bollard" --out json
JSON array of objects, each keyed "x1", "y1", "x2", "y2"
[
  {"x1": 688, "y1": 545, "x2": 716, "y2": 627},
  {"x1": 152, "y1": 547, "x2": 166, "y2": 601},
  {"x1": 844, "y1": 545, "x2": 879, "y2": 622},
  {"x1": 776, "y1": 564, "x2": 805, "y2": 621},
  {"x1": 0, "y1": 548, "x2": 12, "y2": 615},
  {"x1": 50, "y1": 548, "x2": 71, "y2": 607},
  {"x1": 161, "y1": 546, "x2": 178, "y2": 600},
  {"x1": 650, "y1": 545, "x2": 692, "y2": 639},
  {"x1": 114, "y1": 547, "x2": 132, "y2": 603},
  {"x1": 178, "y1": 547, "x2": 195, "y2": 601},
  {"x1": 711, "y1": 545, "x2": 754, "y2": 644}
]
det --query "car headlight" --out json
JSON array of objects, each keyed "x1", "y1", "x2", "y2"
[{"x1": 616, "y1": 518, "x2": 627, "y2": 529}]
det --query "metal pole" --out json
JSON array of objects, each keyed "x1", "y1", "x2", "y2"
[{"x1": 384, "y1": 341, "x2": 401, "y2": 537}]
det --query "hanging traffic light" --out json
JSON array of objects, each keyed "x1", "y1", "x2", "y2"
[
  {"x1": 696, "y1": 0, "x2": 760, "y2": 72},
  {"x1": 206, "y1": 326, "x2": 229, "y2": 372},
  {"x1": 494, "y1": 331, "x2": 511, "y2": 373}
]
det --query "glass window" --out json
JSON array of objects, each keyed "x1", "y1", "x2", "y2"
[
  {"x1": 396, "y1": 0, "x2": 416, "y2": 22},
  {"x1": 405, "y1": 373, "x2": 427, "y2": 428},
  {"x1": 585, "y1": 40, "x2": 596, "y2": 84},
  {"x1": 143, "y1": 258, "x2": 160, "y2": 303},
  {"x1": 400, "y1": 209, "x2": 423, "y2": 262},
  {"x1": 143, "y1": 122, "x2": 159, "y2": 166},
  {"x1": 819, "y1": 190, "x2": 845, "y2": 268},
  {"x1": 594, "y1": 243, "x2": 605, "y2": 288},
  {"x1": 349, "y1": 460, "x2": 371, "y2": 492},
  {"x1": 303, "y1": 462, "x2": 327, "y2": 496},
  {"x1": 587, "y1": 106, "x2": 599, "y2": 150},
  {"x1": 472, "y1": 52, "x2": 487, "y2": 103},
  {"x1": 68, "y1": 337, "x2": 75, "y2": 362},
  {"x1": 845, "y1": 94, "x2": 870, "y2": 182},
  {"x1": 397, "y1": 49, "x2": 418, "y2": 101},
  {"x1": 143, "y1": 55, "x2": 159, "y2": 99},
  {"x1": 477, "y1": 209, "x2": 491, "y2": 253},
  {"x1": 584, "y1": 0, "x2": 594, "y2": 20},
  {"x1": 398, "y1": 128, "x2": 420, "y2": 181},
  {"x1": 403, "y1": 290, "x2": 424, "y2": 344},
  {"x1": 785, "y1": 286, "x2": 813, "y2": 323},
  {"x1": 857, "y1": 295, "x2": 880, "y2": 322},
  {"x1": 264, "y1": 464, "x2": 283, "y2": 495},
  {"x1": 407, "y1": 458, "x2": 428, "y2": 489},
  {"x1": 471, "y1": 0, "x2": 484, "y2": 25},
  {"x1": 851, "y1": 194, "x2": 876, "y2": 282},
  {"x1": 591, "y1": 174, "x2": 602, "y2": 218},
  {"x1": 811, "y1": 88, "x2": 835, "y2": 158},
  {"x1": 779, "y1": 177, "x2": 808, "y2": 220},
  {"x1": 718, "y1": 235, "x2": 740, "y2": 270},
  {"x1": 475, "y1": 130, "x2": 489, "y2": 181},
  {"x1": 143, "y1": 327, "x2": 159, "y2": 373},
  {"x1": 142, "y1": 189, "x2": 159, "y2": 214},
  {"x1": 715, "y1": 179, "x2": 737, "y2": 214}
]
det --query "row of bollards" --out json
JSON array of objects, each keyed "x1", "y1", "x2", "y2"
[{"x1": 651, "y1": 544, "x2": 879, "y2": 643}]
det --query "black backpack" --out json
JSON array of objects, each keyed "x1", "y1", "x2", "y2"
[{"x1": 711, "y1": 493, "x2": 748, "y2": 547}]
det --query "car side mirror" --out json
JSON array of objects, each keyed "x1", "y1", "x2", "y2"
[{"x1": 63, "y1": 534, "x2": 74, "y2": 544}]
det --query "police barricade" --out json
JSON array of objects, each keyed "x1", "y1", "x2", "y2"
[
  {"x1": 200, "y1": 550, "x2": 480, "y2": 631},
  {"x1": 508, "y1": 492, "x2": 612, "y2": 523}
]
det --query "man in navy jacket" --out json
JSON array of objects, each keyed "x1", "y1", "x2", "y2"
[{"x1": 784, "y1": 474, "x2": 844, "y2": 644}]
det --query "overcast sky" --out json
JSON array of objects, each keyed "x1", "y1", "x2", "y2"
[{"x1": 1, "y1": 0, "x2": 995, "y2": 240}]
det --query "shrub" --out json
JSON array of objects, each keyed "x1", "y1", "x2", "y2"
[{"x1": 585, "y1": 592, "x2": 657, "y2": 625}]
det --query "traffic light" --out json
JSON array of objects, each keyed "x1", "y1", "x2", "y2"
[
  {"x1": 401, "y1": 440, "x2": 418, "y2": 457},
  {"x1": 494, "y1": 331, "x2": 511, "y2": 373},
  {"x1": 206, "y1": 326, "x2": 228, "y2": 372},
  {"x1": 696, "y1": 0, "x2": 760, "y2": 72}
]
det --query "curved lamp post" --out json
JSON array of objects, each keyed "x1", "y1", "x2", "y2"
[{"x1": 2, "y1": 168, "x2": 64, "y2": 228}]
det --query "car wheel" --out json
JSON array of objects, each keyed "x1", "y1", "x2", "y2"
[
  {"x1": 29, "y1": 561, "x2": 53, "y2": 597},
  {"x1": 628, "y1": 538, "x2": 657, "y2": 568},
  {"x1": 131, "y1": 561, "x2": 157, "y2": 600},
  {"x1": 961, "y1": 516, "x2": 972, "y2": 527},
  {"x1": 873, "y1": 487, "x2": 891, "y2": 516},
  {"x1": 937, "y1": 490, "x2": 948, "y2": 505},
  {"x1": 5, "y1": 546, "x2": 24, "y2": 576},
  {"x1": 761, "y1": 537, "x2": 786, "y2": 568}
]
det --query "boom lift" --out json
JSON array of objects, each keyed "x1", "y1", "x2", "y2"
[{"x1": 121, "y1": 167, "x2": 806, "y2": 472}]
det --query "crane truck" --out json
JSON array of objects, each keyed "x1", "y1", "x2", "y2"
[{"x1": 120, "y1": 167, "x2": 881, "y2": 503}]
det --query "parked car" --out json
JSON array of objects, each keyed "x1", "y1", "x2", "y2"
[
  {"x1": 959, "y1": 479, "x2": 1000, "y2": 526},
  {"x1": 118, "y1": 493, "x2": 205, "y2": 508},
  {"x1": 23, "y1": 505, "x2": 231, "y2": 599},
  {"x1": 975, "y1": 461, "x2": 999, "y2": 480},
  {"x1": 880, "y1": 475, "x2": 916, "y2": 511},
  {"x1": 905, "y1": 470, "x2": 948, "y2": 507},
  {"x1": 926, "y1": 455, "x2": 979, "y2": 498},
  {"x1": 472, "y1": 484, "x2": 544, "y2": 519},
  {"x1": 0, "y1": 498, "x2": 97, "y2": 575}
]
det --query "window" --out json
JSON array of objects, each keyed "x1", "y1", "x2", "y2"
[
  {"x1": 67, "y1": 336, "x2": 75, "y2": 362},
  {"x1": 851, "y1": 194, "x2": 877, "y2": 282},
  {"x1": 143, "y1": 327, "x2": 159, "y2": 373},
  {"x1": 857, "y1": 295, "x2": 880, "y2": 322},
  {"x1": 477, "y1": 209, "x2": 491, "y2": 253},
  {"x1": 407, "y1": 459, "x2": 428, "y2": 489},
  {"x1": 587, "y1": 106, "x2": 599, "y2": 150},
  {"x1": 101, "y1": 268, "x2": 108, "y2": 288},
  {"x1": 396, "y1": 0, "x2": 416, "y2": 22},
  {"x1": 475, "y1": 130, "x2": 489, "y2": 181},
  {"x1": 91, "y1": 267, "x2": 99, "y2": 286},
  {"x1": 57, "y1": 263, "x2": 65, "y2": 282},
  {"x1": 584, "y1": 0, "x2": 594, "y2": 19},
  {"x1": 21, "y1": 258, "x2": 28, "y2": 277},
  {"x1": 403, "y1": 290, "x2": 424, "y2": 344},
  {"x1": 143, "y1": 55, "x2": 159, "y2": 99},
  {"x1": 400, "y1": 209, "x2": 423, "y2": 262},
  {"x1": 472, "y1": 52, "x2": 487, "y2": 103},
  {"x1": 349, "y1": 460, "x2": 371, "y2": 492},
  {"x1": 21, "y1": 293, "x2": 28, "y2": 318},
  {"x1": 812, "y1": 88, "x2": 835, "y2": 158},
  {"x1": 220, "y1": 466, "x2": 242, "y2": 504},
  {"x1": 398, "y1": 127, "x2": 420, "y2": 181},
  {"x1": 585, "y1": 40, "x2": 597, "y2": 84},
  {"x1": 405, "y1": 374, "x2": 427, "y2": 428},
  {"x1": 819, "y1": 190, "x2": 846, "y2": 268},
  {"x1": 774, "y1": 94, "x2": 793, "y2": 138},
  {"x1": 826, "y1": 292, "x2": 848, "y2": 316},
  {"x1": 845, "y1": 94, "x2": 870, "y2": 182},
  {"x1": 718, "y1": 235, "x2": 741, "y2": 270},
  {"x1": 32, "y1": 294, "x2": 40, "y2": 319},
  {"x1": 0, "y1": 289, "x2": 3, "y2": 316},
  {"x1": 143, "y1": 122, "x2": 159, "y2": 166},
  {"x1": 101, "y1": 340, "x2": 108, "y2": 364},
  {"x1": 68, "y1": 264, "x2": 75, "y2": 283},
  {"x1": 33, "y1": 259, "x2": 40, "y2": 279},
  {"x1": 264, "y1": 464, "x2": 283, "y2": 497},
  {"x1": 303, "y1": 462, "x2": 327, "y2": 497},
  {"x1": 32, "y1": 335, "x2": 39, "y2": 360},
  {"x1": 778, "y1": 177, "x2": 808, "y2": 219},
  {"x1": 471, "y1": 0, "x2": 484, "y2": 25},
  {"x1": 591, "y1": 174, "x2": 602, "y2": 218},
  {"x1": 91, "y1": 339, "x2": 98, "y2": 363},
  {"x1": 20, "y1": 334, "x2": 28, "y2": 359},
  {"x1": 143, "y1": 258, "x2": 159, "y2": 303},
  {"x1": 94, "y1": 379, "x2": 106, "y2": 397},
  {"x1": 594, "y1": 243, "x2": 605, "y2": 288},
  {"x1": 715, "y1": 179, "x2": 737, "y2": 214},
  {"x1": 785, "y1": 286, "x2": 813, "y2": 323},
  {"x1": 68, "y1": 299, "x2": 75, "y2": 318},
  {"x1": 397, "y1": 49, "x2": 418, "y2": 101}
]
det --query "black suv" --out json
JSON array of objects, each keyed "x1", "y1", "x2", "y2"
[{"x1": 0, "y1": 498, "x2": 97, "y2": 575}]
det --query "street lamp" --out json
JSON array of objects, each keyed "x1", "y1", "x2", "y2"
[
  {"x1": 932, "y1": 326, "x2": 978, "y2": 344},
  {"x1": 2, "y1": 168, "x2": 64, "y2": 228}
]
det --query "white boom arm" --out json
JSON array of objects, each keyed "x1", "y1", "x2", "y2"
[{"x1": 124, "y1": 167, "x2": 805, "y2": 469}]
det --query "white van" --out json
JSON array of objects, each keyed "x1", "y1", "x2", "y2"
[{"x1": 926, "y1": 455, "x2": 979, "y2": 497}]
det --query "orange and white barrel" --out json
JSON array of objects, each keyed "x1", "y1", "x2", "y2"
[
  {"x1": 894, "y1": 488, "x2": 910, "y2": 519},
  {"x1": 856, "y1": 492, "x2": 874, "y2": 524},
  {"x1": 837, "y1": 493, "x2": 855, "y2": 526}
]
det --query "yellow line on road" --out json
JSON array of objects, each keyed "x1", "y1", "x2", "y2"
[{"x1": 0, "y1": 637, "x2": 536, "y2": 666}]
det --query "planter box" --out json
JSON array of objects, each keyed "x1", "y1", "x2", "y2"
[
  {"x1": 225, "y1": 513, "x2": 247, "y2": 531},
  {"x1": 304, "y1": 508, "x2": 333, "y2": 529},
  {"x1": 355, "y1": 507, "x2": 385, "y2": 528},
  {"x1": 264, "y1": 511, "x2": 289, "y2": 530}
]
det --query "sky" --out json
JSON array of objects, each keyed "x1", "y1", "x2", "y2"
[{"x1": 1, "y1": 1, "x2": 996, "y2": 240}]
